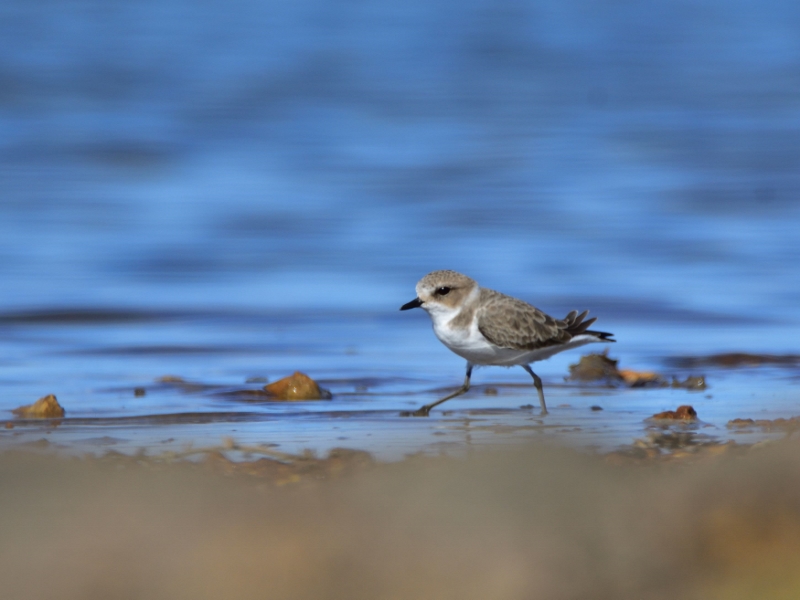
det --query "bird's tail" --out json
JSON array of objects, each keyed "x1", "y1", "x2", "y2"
[
  {"x1": 563, "y1": 310, "x2": 615, "y2": 342},
  {"x1": 586, "y1": 330, "x2": 615, "y2": 342}
]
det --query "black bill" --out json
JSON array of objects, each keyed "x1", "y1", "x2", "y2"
[{"x1": 400, "y1": 297, "x2": 423, "y2": 311}]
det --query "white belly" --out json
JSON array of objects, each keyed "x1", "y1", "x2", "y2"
[{"x1": 433, "y1": 317, "x2": 602, "y2": 366}]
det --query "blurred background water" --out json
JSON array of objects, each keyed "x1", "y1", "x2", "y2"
[{"x1": 1, "y1": 0, "x2": 799, "y2": 457}]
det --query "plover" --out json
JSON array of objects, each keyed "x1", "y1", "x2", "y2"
[{"x1": 400, "y1": 270, "x2": 615, "y2": 416}]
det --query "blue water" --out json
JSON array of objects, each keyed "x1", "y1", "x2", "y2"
[{"x1": 1, "y1": 0, "x2": 799, "y2": 458}]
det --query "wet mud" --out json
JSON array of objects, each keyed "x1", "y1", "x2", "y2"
[
  {"x1": 669, "y1": 353, "x2": 800, "y2": 369},
  {"x1": 728, "y1": 416, "x2": 800, "y2": 433}
]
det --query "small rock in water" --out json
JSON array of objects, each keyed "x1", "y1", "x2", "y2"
[
  {"x1": 567, "y1": 350, "x2": 623, "y2": 383},
  {"x1": 650, "y1": 405, "x2": 697, "y2": 421},
  {"x1": 264, "y1": 371, "x2": 328, "y2": 400},
  {"x1": 134, "y1": 387, "x2": 146, "y2": 397},
  {"x1": 619, "y1": 369, "x2": 666, "y2": 387},
  {"x1": 12, "y1": 394, "x2": 66, "y2": 419},
  {"x1": 569, "y1": 352, "x2": 705, "y2": 391},
  {"x1": 671, "y1": 376, "x2": 707, "y2": 390},
  {"x1": 590, "y1": 405, "x2": 603, "y2": 411}
]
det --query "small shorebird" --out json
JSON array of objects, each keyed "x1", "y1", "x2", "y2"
[{"x1": 400, "y1": 270, "x2": 614, "y2": 416}]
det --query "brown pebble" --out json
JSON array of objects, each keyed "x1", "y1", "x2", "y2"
[
  {"x1": 134, "y1": 387, "x2": 146, "y2": 397},
  {"x1": 12, "y1": 394, "x2": 66, "y2": 419},
  {"x1": 4, "y1": 421, "x2": 13, "y2": 429},
  {"x1": 483, "y1": 387, "x2": 498, "y2": 396},
  {"x1": 264, "y1": 372, "x2": 323, "y2": 400},
  {"x1": 619, "y1": 369, "x2": 665, "y2": 387},
  {"x1": 651, "y1": 405, "x2": 697, "y2": 421},
  {"x1": 567, "y1": 350, "x2": 623, "y2": 382},
  {"x1": 671, "y1": 375, "x2": 707, "y2": 390}
]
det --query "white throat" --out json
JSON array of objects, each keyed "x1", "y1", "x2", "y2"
[
  {"x1": 422, "y1": 286, "x2": 485, "y2": 361},
  {"x1": 423, "y1": 284, "x2": 480, "y2": 328}
]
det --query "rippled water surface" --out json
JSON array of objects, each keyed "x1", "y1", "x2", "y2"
[{"x1": 1, "y1": 0, "x2": 799, "y2": 458}]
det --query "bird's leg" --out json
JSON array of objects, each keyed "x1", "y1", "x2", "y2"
[
  {"x1": 407, "y1": 363, "x2": 473, "y2": 417},
  {"x1": 522, "y1": 364, "x2": 548, "y2": 415}
]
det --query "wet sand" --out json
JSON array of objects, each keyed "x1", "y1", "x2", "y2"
[
  {"x1": 3, "y1": 347, "x2": 799, "y2": 460},
  {"x1": 3, "y1": 437, "x2": 800, "y2": 599},
  {"x1": 3, "y1": 351, "x2": 799, "y2": 598}
]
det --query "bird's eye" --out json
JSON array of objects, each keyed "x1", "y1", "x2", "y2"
[{"x1": 435, "y1": 286, "x2": 451, "y2": 296}]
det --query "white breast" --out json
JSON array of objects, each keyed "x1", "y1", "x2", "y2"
[{"x1": 429, "y1": 310, "x2": 518, "y2": 365}]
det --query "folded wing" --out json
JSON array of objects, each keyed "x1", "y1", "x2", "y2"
[{"x1": 477, "y1": 290, "x2": 604, "y2": 350}]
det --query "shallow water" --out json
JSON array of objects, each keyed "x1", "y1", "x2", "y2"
[
  {"x1": 1, "y1": 0, "x2": 799, "y2": 459},
  {"x1": 2, "y1": 308, "x2": 799, "y2": 459}
]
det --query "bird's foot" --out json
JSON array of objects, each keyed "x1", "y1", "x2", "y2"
[{"x1": 400, "y1": 405, "x2": 432, "y2": 417}]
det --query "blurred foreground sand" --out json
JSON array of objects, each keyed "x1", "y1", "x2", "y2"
[{"x1": 2, "y1": 441, "x2": 800, "y2": 599}]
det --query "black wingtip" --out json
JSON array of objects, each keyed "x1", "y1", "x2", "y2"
[{"x1": 587, "y1": 330, "x2": 615, "y2": 342}]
